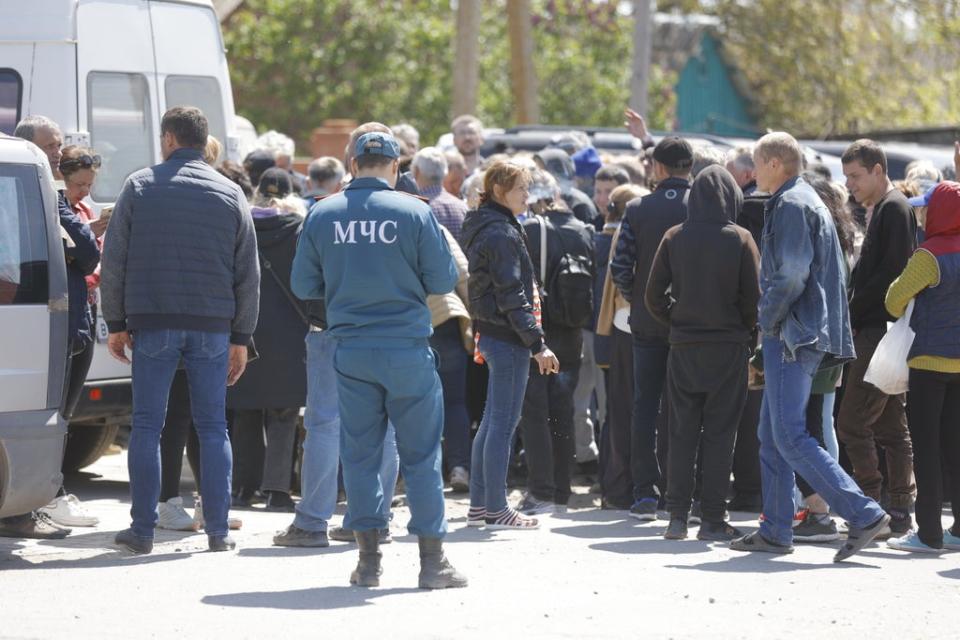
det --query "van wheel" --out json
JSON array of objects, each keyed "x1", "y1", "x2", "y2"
[{"x1": 62, "y1": 423, "x2": 120, "y2": 472}]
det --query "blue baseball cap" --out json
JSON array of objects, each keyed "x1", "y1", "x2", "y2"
[
  {"x1": 354, "y1": 132, "x2": 401, "y2": 160},
  {"x1": 908, "y1": 185, "x2": 937, "y2": 207}
]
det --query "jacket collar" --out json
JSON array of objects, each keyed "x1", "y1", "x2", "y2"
[
  {"x1": 765, "y1": 175, "x2": 802, "y2": 211},
  {"x1": 345, "y1": 176, "x2": 393, "y2": 192},
  {"x1": 655, "y1": 176, "x2": 691, "y2": 192},
  {"x1": 167, "y1": 148, "x2": 204, "y2": 162},
  {"x1": 483, "y1": 200, "x2": 517, "y2": 221}
]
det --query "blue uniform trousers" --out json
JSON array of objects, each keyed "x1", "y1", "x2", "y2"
[{"x1": 333, "y1": 337, "x2": 447, "y2": 537}]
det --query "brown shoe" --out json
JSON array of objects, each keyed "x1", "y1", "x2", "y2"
[{"x1": 0, "y1": 512, "x2": 71, "y2": 540}]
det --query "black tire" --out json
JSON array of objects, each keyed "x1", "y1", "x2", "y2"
[{"x1": 62, "y1": 423, "x2": 120, "y2": 472}]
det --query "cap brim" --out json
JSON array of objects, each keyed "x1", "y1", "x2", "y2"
[{"x1": 908, "y1": 186, "x2": 936, "y2": 207}]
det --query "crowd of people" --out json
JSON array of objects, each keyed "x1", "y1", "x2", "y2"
[{"x1": 2, "y1": 104, "x2": 960, "y2": 588}]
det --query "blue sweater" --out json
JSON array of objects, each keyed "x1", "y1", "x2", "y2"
[
  {"x1": 100, "y1": 148, "x2": 260, "y2": 345},
  {"x1": 291, "y1": 177, "x2": 457, "y2": 340}
]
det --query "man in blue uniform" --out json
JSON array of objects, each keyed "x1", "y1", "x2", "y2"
[{"x1": 291, "y1": 132, "x2": 466, "y2": 589}]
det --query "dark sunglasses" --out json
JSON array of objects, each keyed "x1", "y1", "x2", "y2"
[{"x1": 59, "y1": 154, "x2": 102, "y2": 171}]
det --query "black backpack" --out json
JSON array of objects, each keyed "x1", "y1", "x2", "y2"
[{"x1": 536, "y1": 217, "x2": 594, "y2": 329}]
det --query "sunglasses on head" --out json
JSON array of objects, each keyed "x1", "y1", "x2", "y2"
[{"x1": 60, "y1": 154, "x2": 102, "y2": 171}]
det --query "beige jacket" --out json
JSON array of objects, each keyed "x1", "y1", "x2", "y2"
[
  {"x1": 596, "y1": 226, "x2": 630, "y2": 337},
  {"x1": 428, "y1": 226, "x2": 473, "y2": 352}
]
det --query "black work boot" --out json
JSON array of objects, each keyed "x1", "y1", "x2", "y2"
[
  {"x1": 418, "y1": 537, "x2": 468, "y2": 589},
  {"x1": 349, "y1": 530, "x2": 382, "y2": 587}
]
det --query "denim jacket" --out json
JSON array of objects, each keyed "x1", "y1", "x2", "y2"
[{"x1": 759, "y1": 176, "x2": 855, "y2": 362}]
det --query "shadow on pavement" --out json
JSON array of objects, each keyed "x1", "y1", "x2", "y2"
[
  {"x1": 1, "y1": 549, "x2": 195, "y2": 571},
  {"x1": 552, "y1": 507, "x2": 630, "y2": 521},
  {"x1": 590, "y1": 538, "x2": 714, "y2": 555},
  {"x1": 938, "y1": 568, "x2": 960, "y2": 580},
  {"x1": 664, "y1": 554, "x2": 881, "y2": 573},
  {"x1": 202, "y1": 585, "x2": 423, "y2": 610},
  {"x1": 238, "y1": 544, "x2": 355, "y2": 558},
  {"x1": 33, "y1": 528, "x2": 199, "y2": 552},
  {"x1": 552, "y1": 522, "x2": 666, "y2": 540}
]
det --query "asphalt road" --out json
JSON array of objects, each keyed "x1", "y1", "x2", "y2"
[{"x1": 1, "y1": 450, "x2": 957, "y2": 639}]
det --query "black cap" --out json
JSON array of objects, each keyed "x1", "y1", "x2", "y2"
[
  {"x1": 652, "y1": 136, "x2": 693, "y2": 170},
  {"x1": 257, "y1": 167, "x2": 293, "y2": 199},
  {"x1": 244, "y1": 149, "x2": 276, "y2": 184}
]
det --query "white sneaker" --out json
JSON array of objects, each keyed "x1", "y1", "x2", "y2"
[
  {"x1": 449, "y1": 466, "x2": 470, "y2": 493},
  {"x1": 40, "y1": 494, "x2": 99, "y2": 527},
  {"x1": 158, "y1": 497, "x2": 198, "y2": 531},
  {"x1": 193, "y1": 495, "x2": 243, "y2": 531}
]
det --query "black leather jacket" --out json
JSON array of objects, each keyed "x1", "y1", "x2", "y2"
[{"x1": 461, "y1": 201, "x2": 544, "y2": 353}]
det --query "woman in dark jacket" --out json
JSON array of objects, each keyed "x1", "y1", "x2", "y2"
[
  {"x1": 227, "y1": 168, "x2": 309, "y2": 511},
  {"x1": 461, "y1": 160, "x2": 559, "y2": 530}
]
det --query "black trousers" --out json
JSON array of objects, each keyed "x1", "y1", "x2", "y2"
[
  {"x1": 796, "y1": 394, "x2": 827, "y2": 499},
  {"x1": 520, "y1": 361, "x2": 580, "y2": 505},
  {"x1": 62, "y1": 339, "x2": 95, "y2": 421},
  {"x1": 906, "y1": 369, "x2": 960, "y2": 548},
  {"x1": 731, "y1": 390, "x2": 762, "y2": 499},
  {"x1": 666, "y1": 343, "x2": 748, "y2": 522},
  {"x1": 600, "y1": 328, "x2": 634, "y2": 505},
  {"x1": 159, "y1": 370, "x2": 201, "y2": 502}
]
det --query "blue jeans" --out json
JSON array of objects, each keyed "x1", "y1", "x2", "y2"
[
  {"x1": 631, "y1": 337, "x2": 669, "y2": 501},
  {"x1": 294, "y1": 331, "x2": 398, "y2": 533},
  {"x1": 469, "y1": 334, "x2": 531, "y2": 513},
  {"x1": 334, "y1": 338, "x2": 445, "y2": 537},
  {"x1": 758, "y1": 335, "x2": 885, "y2": 545},
  {"x1": 129, "y1": 329, "x2": 231, "y2": 538},
  {"x1": 430, "y1": 319, "x2": 471, "y2": 471}
]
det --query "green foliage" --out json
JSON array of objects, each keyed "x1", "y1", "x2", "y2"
[
  {"x1": 679, "y1": 0, "x2": 960, "y2": 137},
  {"x1": 223, "y1": 0, "x2": 676, "y2": 151}
]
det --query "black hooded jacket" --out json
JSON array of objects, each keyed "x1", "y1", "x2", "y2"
[
  {"x1": 227, "y1": 211, "x2": 308, "y2": 409},
  {"x1": 644, "y1": 165, "x2": 760, "y2": 345},
  {"x1": 461, "y1": 201, "x2": 545, "y2": 353}
]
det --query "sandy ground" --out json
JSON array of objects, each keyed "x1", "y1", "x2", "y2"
[{"x1": 1, "y1": 449, "x2": 957, "y2": 640}]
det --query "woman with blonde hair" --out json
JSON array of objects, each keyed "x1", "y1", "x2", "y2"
[{"x1": 461, "y1": 161, "x2": 559, "y2": 529}]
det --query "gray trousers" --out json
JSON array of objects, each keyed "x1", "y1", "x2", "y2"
[{"x1": 572, "y1": 329, "x2": 603, "y2": 462}]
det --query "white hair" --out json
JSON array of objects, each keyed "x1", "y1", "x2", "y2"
[
  {"x1": 725, "y1": 144, "x2": 755, "y2": 172},
  {"x1": 691, "y1": 145, "x2": 727, "y2": 177},
  {"x1": 255, "y1": 130, "x2": 295, "y2": 158},
  {"x1": 411, "y1": 146, "x2": 448, "y2": 184},
  {"x1": 14, "y1": 115, "x2": 61, "y2": 142},
  {"x1": 391, "y1": 123, "x2": 420, "y2": 153},
  {"x1": 461, "y1": 171, "x2": 485, "y2": 207}
]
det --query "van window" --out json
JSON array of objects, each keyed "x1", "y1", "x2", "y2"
[
  {"x1": 165, "y1": 76, "x2": 226, "y2": 162},
  {"x1": 87, "y1": 72, "x2": 153, "y2": 202},
  {"x1": 0, "y1": 164, "x2": 48, "y2": 305},
  {"x1": 0, "y1": 69, "x2": 23, "y2": 136}
]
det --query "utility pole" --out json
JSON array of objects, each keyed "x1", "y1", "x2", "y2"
[
  {"x1": 507, "y1": 0, "x2": 539, "y2": 124},
  {"x1": 452, "y1": 0, "x2": 481, "y2": 118},
  {"x1": 630, "y1": 0, "x2": 655, "y2": 116}
]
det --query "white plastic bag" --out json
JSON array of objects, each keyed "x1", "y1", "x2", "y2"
[{"x1": 863, "y1": 300, "x2": 915, "y2": 395}]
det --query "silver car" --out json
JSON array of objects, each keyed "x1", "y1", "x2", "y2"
[{"x1": 0, "y1": 135, "x2": 70, "y2": 518}]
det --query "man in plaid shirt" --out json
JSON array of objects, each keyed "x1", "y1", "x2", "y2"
[{"x1": 412, "y1": 147, "x2": 469, "y2": 244}]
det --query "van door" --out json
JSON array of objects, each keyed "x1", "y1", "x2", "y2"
[
  {"x1": 149, "y1": 0, "x2": 238, "y2": 163},
  {"x1": 0, "y1": 154, "x2": 70, "y2": 517},
  {"x1": 76, "y1": 0, "x2": 158, "y2": 205}
]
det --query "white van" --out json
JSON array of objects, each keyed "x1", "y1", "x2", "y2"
[
  {"x1": 0, "y1": 0, "x2": 241, "y2": 470},
  {"x1": 0, "y1": 135, "x2": 71, "y2": 518}
]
